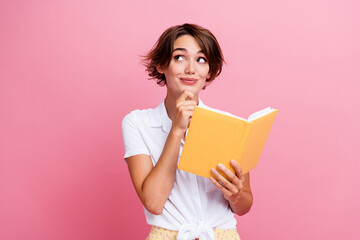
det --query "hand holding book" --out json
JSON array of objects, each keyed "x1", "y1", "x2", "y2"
[{"x1": 210, "y1": 160, "x2": 245, "y2": 194}]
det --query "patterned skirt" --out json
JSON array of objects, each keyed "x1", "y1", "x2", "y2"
[{"x1": 146, "y1": 225, "x2": 241, "y2": 240}]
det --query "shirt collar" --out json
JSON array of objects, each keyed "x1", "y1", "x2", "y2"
[{"x1": 149, "y1": 98, "x2": 206, "y2": 134}]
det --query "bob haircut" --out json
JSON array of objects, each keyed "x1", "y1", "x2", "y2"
[{"x1": 142, "y1": 23, "x2": 225, "y2": 87}]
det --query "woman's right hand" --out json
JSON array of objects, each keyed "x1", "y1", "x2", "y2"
[{"x1": 171, "y1": 90, "x2": 197, "y2": 136}]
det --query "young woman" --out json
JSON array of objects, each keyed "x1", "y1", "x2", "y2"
[{"x1": 122, "y1": 23, "x2": 253, "y2": 240}]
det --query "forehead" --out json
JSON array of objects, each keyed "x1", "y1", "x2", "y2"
[{"x1": 173, "y1": 34, "x2": 202, "y2": 52}]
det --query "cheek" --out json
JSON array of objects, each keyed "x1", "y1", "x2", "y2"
[
  {"x1": 165, "y1": 65, "x2": 181, "y2": 77},
  {"x1": 201, "y1": 66, "x2": 210, "y2": 79},
  {"x1": 163, "y1": 69, "x2": 174, "y2": 80}
]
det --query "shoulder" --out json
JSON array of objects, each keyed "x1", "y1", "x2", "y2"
[
  {"x1": 122, "y1": 109, "x2": 149, "y2": 123},
  {"x1": 121, "y1": 105, "x2": 158, "y2": 129}
]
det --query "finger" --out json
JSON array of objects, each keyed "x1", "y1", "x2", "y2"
[
  {"x1": 178, "y1": 106, "x2": 196, "y2": 116},
  {"x1": 185, "y1": 95, "x2": 194, "y2": 101},
  {"x1": 209, "y1": 176, "x2": 231, "y2": 196},
  {"x1": 217, "y1": 163, "x2": 240, "y2": 186},
  {"x1": 182, "y1": 110, "x2": 195, "y2": 119},
  {"x1": 178, "y1": 105, "x2": 196, "y2": 112},
  {"x1": 177, "y1": 90, "x2": 195, "y2": 102},
  {"x1": 184, "y1": 90, "x2": 195, "y2": 100},
  {"x1": 176, "y1": 100, "x2": 197, "y2": 109},
  {"x1": 182, "y1": 100, "x2": 197, "y2": 106},
  {"x1": 211, "y1": 168, "x2": 237, "y2": 193},
  {"x1": 230, "y1": 160, "x2": 244, "y2": 179}
]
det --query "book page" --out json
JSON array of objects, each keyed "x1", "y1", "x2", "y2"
[
  {"x1": 197, "y1": 106, "x2": 247, "y2": 121},
  {"x1": 198, "y1": 106, "x2": 276, "y2": 122},
  {"x1": 248, "y1": 107, "x2": 276, "y2": 121}
]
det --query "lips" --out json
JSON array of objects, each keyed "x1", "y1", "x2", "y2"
[{"x1": 180, "y1": 78, "x2": 198, "y2": 85}]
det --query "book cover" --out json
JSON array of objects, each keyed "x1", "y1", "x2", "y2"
[{"x1": 178, "y1": 106, "x2": 278, "y2": 178}]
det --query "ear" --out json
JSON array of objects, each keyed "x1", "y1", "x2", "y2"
[{"x1": 156, "y1": 65, "x2": 165, "y2": 74}]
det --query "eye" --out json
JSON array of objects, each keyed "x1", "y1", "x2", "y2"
[
  {"x1": 198, "y1": 57, "x2": 207, "y2": 63},
  {"x1": 174, "y1": 55, "x2": 185, "y2": 61}
]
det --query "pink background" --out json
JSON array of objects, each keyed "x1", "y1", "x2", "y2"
[{"x1": 1, "y1": 0, "x2": 359, "y2": 239}]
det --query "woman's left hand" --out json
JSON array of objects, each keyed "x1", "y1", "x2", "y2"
[{"x1": 209, "y1": 160, "x2": 246, "y2": 204}]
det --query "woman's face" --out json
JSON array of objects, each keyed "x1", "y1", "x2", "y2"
[{"x1": 158, "y1": 34, "x2": 210, "y2": 99}]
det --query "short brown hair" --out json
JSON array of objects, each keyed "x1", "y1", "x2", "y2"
[{"x1": 142, "y1": 23, "x2": 225, "y2": 87}]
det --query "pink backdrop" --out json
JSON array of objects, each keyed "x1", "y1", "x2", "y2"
[{"x1": 1, "y1": 0, "x2": 359, "y2": 239}]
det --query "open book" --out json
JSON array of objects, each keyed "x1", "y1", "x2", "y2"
[{"x1": 178, "y1": 106, "x2": 278, "y2": 178}]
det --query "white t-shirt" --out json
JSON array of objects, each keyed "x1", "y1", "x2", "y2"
[{"x1": 121, "y1": 99, "x2": 237, "y2": 240}]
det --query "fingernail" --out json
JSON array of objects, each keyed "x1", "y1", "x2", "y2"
[{"x1": 218, "y1": 164, "x2": 224, "y2": 169}]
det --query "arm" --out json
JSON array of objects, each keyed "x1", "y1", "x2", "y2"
[
  {"x1": 210, "y1": 160, "x2": 253, "y2": 216},
  {"x1": 126, "y1": 90, "x2": 196, "y2": 215},
  {"x1": 126, "y1": 130, "x2": 182, "y2": 215}
]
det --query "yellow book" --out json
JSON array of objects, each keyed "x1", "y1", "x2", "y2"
[{"x1": 178, "y1": 106, "x2": 278, "y2": 178}]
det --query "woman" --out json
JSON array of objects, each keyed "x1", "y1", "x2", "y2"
[{"x1": 122, "y1": 23, "x2": 253, "y2": 240}]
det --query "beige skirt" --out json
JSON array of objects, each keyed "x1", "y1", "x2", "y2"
[{"x1": 146, "y1": 225, "x2": 241, "y2": 240}]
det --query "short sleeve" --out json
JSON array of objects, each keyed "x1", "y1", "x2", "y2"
[{"x1": 121, "y1": 111, "x2": 150, "y2": 160}]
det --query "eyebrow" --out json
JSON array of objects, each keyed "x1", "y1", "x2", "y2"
[{"x1": 173, "y1": 48, "x2": 204, "y2": 54}]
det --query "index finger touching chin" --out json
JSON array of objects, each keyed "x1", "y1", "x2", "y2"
[
  {"x1": 178, "y1": 90, "x2": 194, "y2": 101},
  {"x1": 184, "y1": 90, "x2": 195, "y2": 100},
  {"x1": 177, "y1": 89, "x2": 194, "y2": 101}
]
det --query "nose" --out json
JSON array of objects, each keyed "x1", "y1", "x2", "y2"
[{"x1": 185, "y1": 59, "x2": 195, "y2": 74}]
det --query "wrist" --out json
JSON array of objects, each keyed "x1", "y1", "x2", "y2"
[{"x1": 169, "y1": 127, "x2": 185, "y2": 139}]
